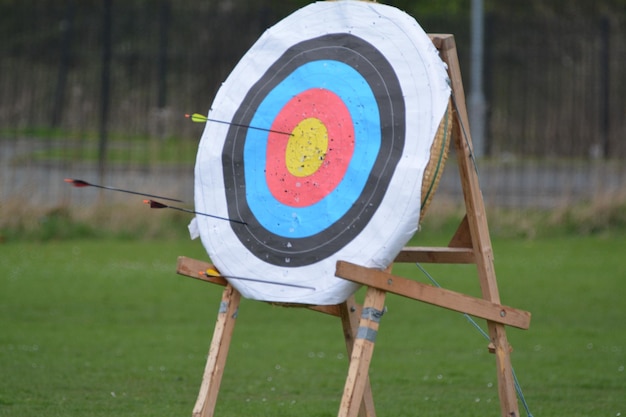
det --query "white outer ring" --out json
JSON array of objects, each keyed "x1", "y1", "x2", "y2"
[{"x1": 194, "y1": 1, "x2": 450, "y2": 305}]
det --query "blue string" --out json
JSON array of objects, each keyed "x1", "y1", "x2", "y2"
[{"x1": 414, "y1": 262, "x2": 534, "y2": 417}]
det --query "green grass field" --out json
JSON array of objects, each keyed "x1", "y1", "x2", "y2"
[{"x1": 1, "y1": 233, "x2": 625, "y2": 416}]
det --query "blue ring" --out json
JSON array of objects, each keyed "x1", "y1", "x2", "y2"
[
  {"x1": 222, "y1": 33, "x2": 406, "y2": 267},
  {"x1": 244, "y1": 60, "x2": 381, "y2": 238}
]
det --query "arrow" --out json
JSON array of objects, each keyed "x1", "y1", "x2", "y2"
[
  {"x1": 64, "y1": 178, "x2": 183, "y2": 203},
  {"x1": 202, "y1": 268, "x2": 316, "y2": 291},
  {"x1": 185, "y1": 113, "x2": 293, "y2": 136},
  {"x1": 143, "y1": 199, "x2": 247, "y2": 226}
]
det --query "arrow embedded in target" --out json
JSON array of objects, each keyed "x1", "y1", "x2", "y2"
[
  {"x1": 202, "y1": 268, "x2": 316, "y2": 290},
  {"x1": 143, "y1": 199, "x2": 247, "y2": 226},
  {"x1": 185, "y1": 113, "x2": 293, "y2": 136}
]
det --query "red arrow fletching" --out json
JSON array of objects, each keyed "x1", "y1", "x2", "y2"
[
  {"x1": 143, "y1": 199, "x2": 168, "y2": 209},
  {"x1": 64, "y1": 178, "x2": 90, "y2": 187}
]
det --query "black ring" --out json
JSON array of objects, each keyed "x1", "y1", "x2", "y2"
[{"x1": 222, "y1": 33, "x2": 405, "y2": 267}]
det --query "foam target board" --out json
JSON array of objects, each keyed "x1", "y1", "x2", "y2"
[{"x1": 194, "y1": 1, "x2": 450, "y2": 305}]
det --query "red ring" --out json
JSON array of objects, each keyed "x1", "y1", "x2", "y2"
[{"x1": 266, "y1": 88, "x2": 354, "y2": 207}]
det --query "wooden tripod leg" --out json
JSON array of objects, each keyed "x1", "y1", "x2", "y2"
[
  {"x1": 488, "y1": 322, "x2": 519, "y2": 416},
  {"x1": 435, "y1": 33, "x2": 521, "y2": 417},
  {"x1": 339, "y1": 295, "x2": 377, "y2": 417},
  {"x1": 192, "y1": 284, "x2": 241, "y2": 417},
  {"x1": 338, "y1": 287, "x2": 386, "y2": 417}
]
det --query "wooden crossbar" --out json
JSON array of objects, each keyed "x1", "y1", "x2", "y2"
[
  {"x1": 395, "y1": 246, "x2": 475, "y2": 263},
  {"x1": 176, "y1": 256, "x2": 343, "y2": 318},
  {"x1": 336, "y1": 260, "x2": 531, "y2": 330}
]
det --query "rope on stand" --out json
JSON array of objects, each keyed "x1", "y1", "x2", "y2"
[{"x1": 414, "y1": 262, "x2": 534, "y2": 417}]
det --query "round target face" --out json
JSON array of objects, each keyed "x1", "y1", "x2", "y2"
[
  {"x1": 225, "y1": 33, "x2": 404, "y2": 267},
  {"x1": 195, "y1": 1, "x2": 450, "y2": 305}
]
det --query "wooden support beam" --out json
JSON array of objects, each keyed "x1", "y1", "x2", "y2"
[
  {"x1": 338, "y1": 287, "x2": 386, "y2": 417},
  {"x1": 336, "y1": 261, "x2": 530, "y2": 330},
  {"x1": 448, "y1": 215, "x2": 473, "y2": 248},
  {"x1": 435, "y1": 33, "x2": 522, "y2": 416},
  {"x1": 177, "y1": 256, "x2": 342, "y2": 317},
  {"x1": 339, "y1": 296, "x2": 377, "y2": 417},
  {"x1": 395, "y1": 246, "x2": 474, "y2": 264},
  {"x1": 177, "y1": 256, "x2": 227, "y2": 286},
  {"x1": 192, "y1": 284, "x2": 241, "y2": 417}
]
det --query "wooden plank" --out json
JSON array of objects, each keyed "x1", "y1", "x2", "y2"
[
  {"x1": 336, "y1": 261, "x2": 530, "y2": 330},
  {"x1": 338, "y1": 287, "x2": 386, "y2": 417},
  {"x1": 193, "y1": 284, "x2": 241, "y2": 417},
  {"x1": 440, "y1": 29, "x2": 502, "y2": 312},
  {"x1": 448, "y1": 215, "x2": 473, "y2": 248},
  {"x1": 308, "y1": 304, "x2": 342, "y2": 317},
  {"x1": 178, "y1": 256, "x2": 343, "y2": 317},
  {"x1": 395, "y1": 246, "x2": 474, "y2": 264},
  {"x1": 428, "y1": 33, "x2": 453, "y2": 49},
  {"x1": 177, "y1": 256, "x2": 227, "y2": 286},
  {"x1": 269, "y1": 302, "x2": 342, "y2": 317},
  {"x1": 436, "y1": 34, "x2": 521, "y2": 416},
  {"x1": 339, "y1": 296, "x2": 377, "y2": 417}
]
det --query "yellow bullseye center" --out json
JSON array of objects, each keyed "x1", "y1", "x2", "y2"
[{"x1": 286, "y1": 118, "x2": 328, "y2": 177}]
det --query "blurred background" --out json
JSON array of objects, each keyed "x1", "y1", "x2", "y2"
[{"x1": 1, "y1": 0, "x2": 625, "y2": 237}]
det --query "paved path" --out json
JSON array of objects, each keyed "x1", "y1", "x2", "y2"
[{"x1": 2, "y1": 138, "x2": 625, "y2": 210}]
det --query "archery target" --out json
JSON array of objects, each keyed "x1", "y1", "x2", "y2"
[{"x1": 195, "y1": 1, "x2": 451, "y2": 305}]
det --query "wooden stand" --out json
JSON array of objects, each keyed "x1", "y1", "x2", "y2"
[
  {"x1": 176, "y1": 256, "x2": 377, "y2": 417},
  {"x1": 176, "y1": 34, "x2": 531, "y2": 417}
]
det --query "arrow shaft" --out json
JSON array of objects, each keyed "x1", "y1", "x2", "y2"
[
  {"x1": 187, "y1": 113, "x2": 292, "y2": 136},
  {"x1": 92, "y1": 184, "x2": 183, "y2": 202},
  {"x1": 170, "y1": 205, "x2": 247, "y2": 225},
  {"x1": 207, "y1": 117, "x2": 293, "y2": 136},
  {"x1": 65, "y1": 178, "x2": 182, "y2": 202},
  {"x1": 227, "y1": 275, "x2": 315, "y2": 290},
  {"x1": 145, "y1": 199, "x2": 247, "y2": 226},
  {"x1": 208, "y1": 272, "x2": 315, "y2": 290}
]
